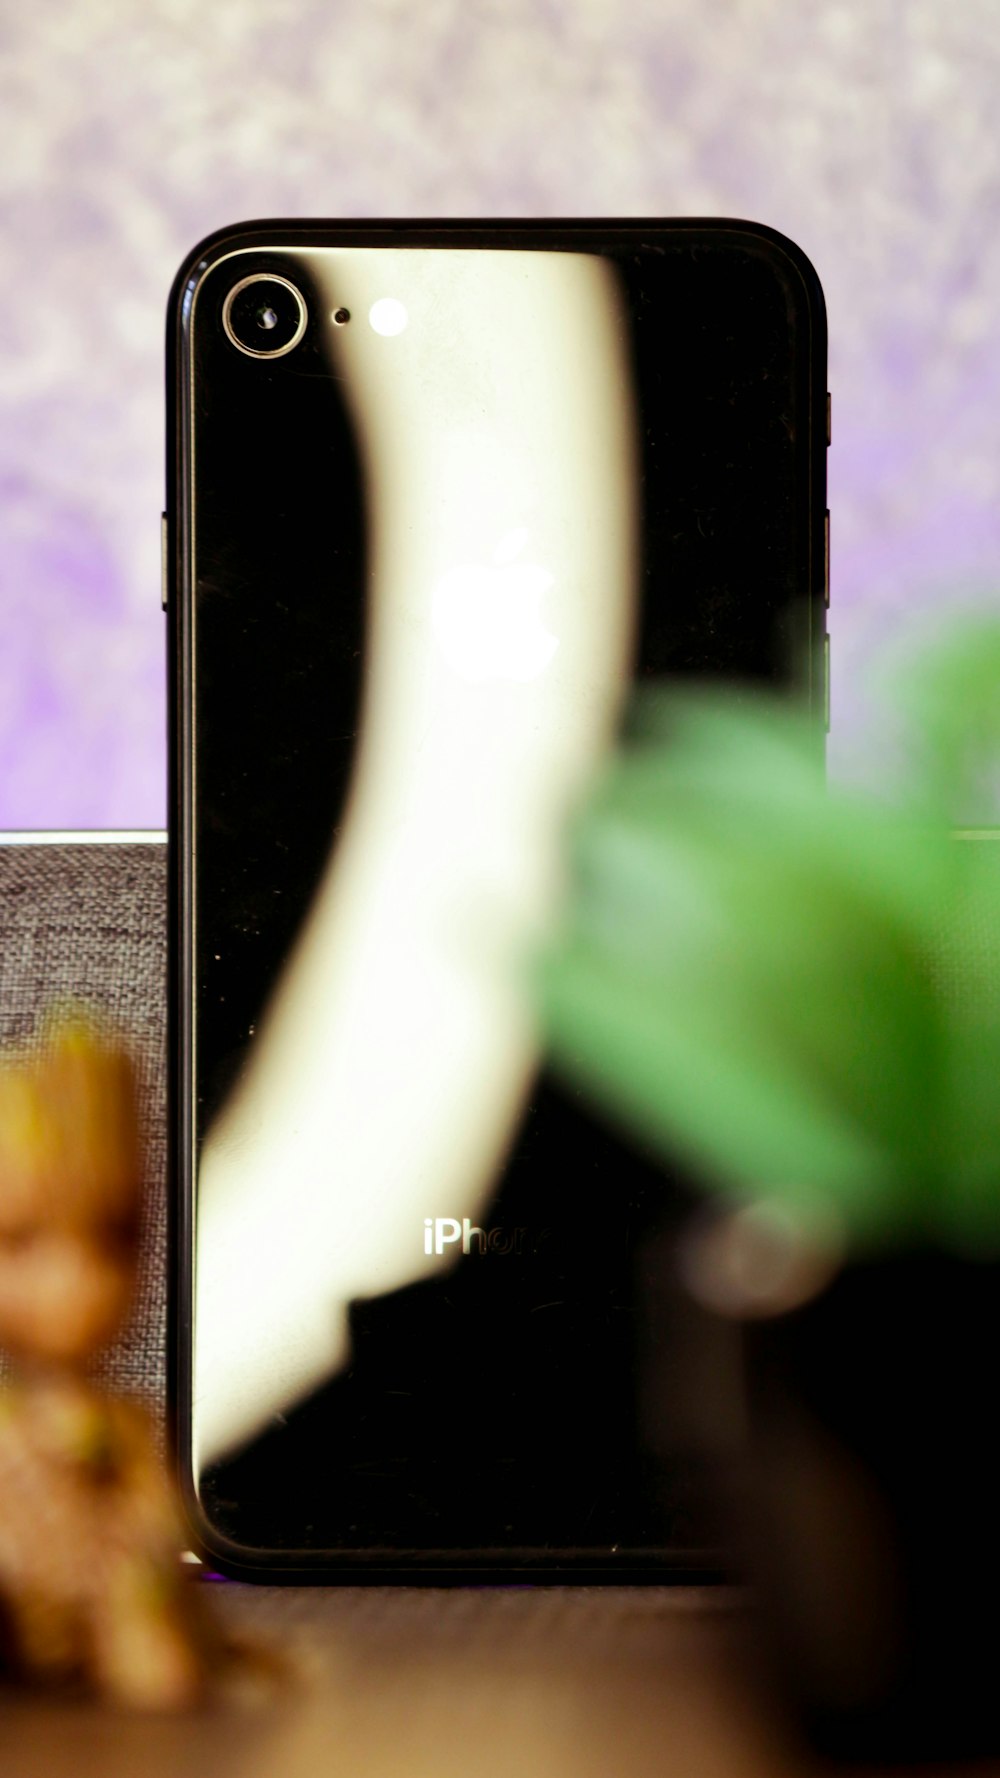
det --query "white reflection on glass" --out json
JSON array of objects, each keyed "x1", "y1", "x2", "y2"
[
  {"x1": 432, "y1": 526, "x2": 557, "y2": 683},
  {"x1": 193, "y1": 247, "x2": 640, "y2": 1470}
]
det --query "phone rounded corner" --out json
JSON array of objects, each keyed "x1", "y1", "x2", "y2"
[
  {"x1": 167, "y1": 226, "x2": 228, "y2": 338},
  {"x1": 722, "y1": 217, "x2": 827, "y2": 341},
  {"x1": 174, "y1": 1463, "x2": 271, "y2": 1583},
  {"x1": 166, "y1": 220, "x2": 286, "y2": 344}
]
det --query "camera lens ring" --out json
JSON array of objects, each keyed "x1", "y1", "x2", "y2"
[{"x1": 222, "y1": 273, "x2": 308, "y2": 359}]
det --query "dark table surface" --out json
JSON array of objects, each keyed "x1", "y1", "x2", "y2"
[{"x1": 1, "y1": 1582, "x2": 988, "y2": 1778}]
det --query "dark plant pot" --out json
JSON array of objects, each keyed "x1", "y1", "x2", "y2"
[{"x1": 736, "y1": 1251, "x2": 1000, "y2": 1763}]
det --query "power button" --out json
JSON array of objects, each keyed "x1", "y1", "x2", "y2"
[{"x1": 161, "y1": 513, "x2": 169, "y2": 611}]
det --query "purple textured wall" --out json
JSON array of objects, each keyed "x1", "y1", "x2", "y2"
[{"x1": 1, "y1": 1, "x2": 998, "y2": 826}]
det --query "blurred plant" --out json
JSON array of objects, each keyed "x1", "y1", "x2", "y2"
[{"x1": 537, "y1": 621, "x2": 1000, "y2": 1265}]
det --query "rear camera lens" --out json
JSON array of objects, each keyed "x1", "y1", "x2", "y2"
[{"x1": 223, "y1": 275, "x2": 307, "y2": 358}]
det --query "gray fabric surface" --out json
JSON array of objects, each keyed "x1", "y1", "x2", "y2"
[{"x1": 0, "y1": 839, "x2": 167, "y2": 1423}]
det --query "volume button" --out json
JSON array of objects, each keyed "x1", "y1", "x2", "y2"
[
  {"x1": 824, "y1": 509, "x2": 830, "y2": 607},
  {"x1": 161, "y1": 513, "x2": 169, "y2": 611}
]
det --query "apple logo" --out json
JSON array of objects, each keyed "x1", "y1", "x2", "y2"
[{"x1": 431, "y1": 527, "x2": 559, "y2": 684}]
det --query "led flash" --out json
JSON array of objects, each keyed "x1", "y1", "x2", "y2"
[{"x1": 369, "y1": 297, "x2": 408, "y2": 336}]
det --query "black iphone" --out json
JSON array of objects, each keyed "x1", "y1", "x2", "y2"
[{"x1": 166, "y1": 219, "x2": 827, "y2": 1579}]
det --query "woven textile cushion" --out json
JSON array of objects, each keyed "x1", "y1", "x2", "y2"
[{"x1": 0, "y1": 838, "x2": 167, "y2": 1427}]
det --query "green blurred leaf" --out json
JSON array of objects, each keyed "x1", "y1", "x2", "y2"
[{"x1": 536, "y1": 643, "x2": 1000, "y2": 1255}]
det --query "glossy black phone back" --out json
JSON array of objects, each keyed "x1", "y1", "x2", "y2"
[{"x1": 167, "y1": 220, "x2": 827, "y2": 1578}]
